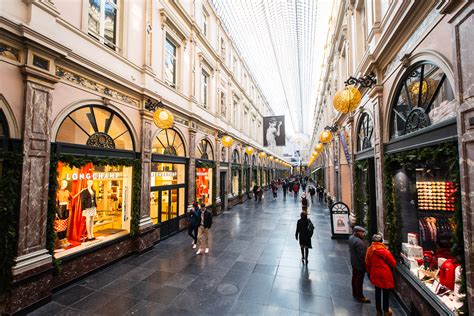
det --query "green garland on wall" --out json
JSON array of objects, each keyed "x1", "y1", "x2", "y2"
[
  {"x1": 383, "y1": 141, "x2": 467, "y2": 312},
  {"x1": 0, "y1": 152, "x2": 22, "y2": 298},
  {"x1": 353, "y1": 160, "x2": 368, "y2": 227},
  {"x1": 47, "y1": 154, "x2": 142, "y2": 271}
]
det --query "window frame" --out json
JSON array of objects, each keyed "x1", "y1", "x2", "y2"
[
  {"x1": 164, "y1": 36, "x2": 179, "y2": 88},
  {"x1": 87, "y1": 0, "x2": 120, "y2": 50},
  {"x1": 201, "y1": 69, "x2": 210, "y2": 108}
]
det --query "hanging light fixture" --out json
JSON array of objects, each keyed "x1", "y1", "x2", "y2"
[
  {"x1": 146, "y1": 99, "x2": 175, "y2": 130},
  {"x1": 315, "y1": 143, "x2": 324, "y2": 152},
  {"x1": 245, "y1": 146, "x2": 254, "y2": 155},
  {"x1": 333, "y1": 85, "x2": 362, "y2": 113},
  {"x1": 259, "y1": 152, "x2": 267, "y2": 158},
  {"x1": 268, "y1": 156, "x2": 274, "y2": 161},
  {"x1": 221, "y1": 135, "x2": 234, "y2": 148},
  {"x1": 319, "y1": 130, "x2": 333, "y2": 144}
]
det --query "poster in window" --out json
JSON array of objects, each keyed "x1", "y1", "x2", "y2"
[{"x1": 263, "y1": 115, "x2": 285, "y2": 147}]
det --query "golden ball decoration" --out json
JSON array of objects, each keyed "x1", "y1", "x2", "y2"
[
  {"x1": 268, "y1": 156, "x2": 274, "y2": 161},
  {"x1": 259, "y1": 152, "x2": 267, "y2": 158},
  {"x1": 333, "y1": 85, "x2": 362, "y2": 113},
  {"x1": 315, "y1": 143, "x2": 325, "y2": 152},
  {"x1": 245, "y1": 146, "x2": 254, "y2": 155},
  {"x1": 153, "y1": 108, "x2": 174, "y2": 129},
  {"x1": 319, "y1": 130, "x2": 333, "y2": 144},
  {"x1": 221, "y1": 136, "x2": 234, "y2": 148}
]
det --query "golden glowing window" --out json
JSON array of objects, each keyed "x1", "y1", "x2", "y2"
[
  {"x1": 152, "y1": 128, "x2": 186, "y2": 156},
  {"x1": 197, "y1": 139, "x2": 214, "y2": 160}
]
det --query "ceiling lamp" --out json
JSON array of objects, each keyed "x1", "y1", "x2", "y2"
[
  {"x1": 153, "y1": 108, "x2": 174, "y2": 129},
  {"x1": 315, "y1": 143, "x2": 325, "y2": 152},
  {"x1": 333, "y1": 85, "x2": 362, "y2": 113},
  {"x1": 319, "y1": 130, "x2": 333, "y2": 144},
  {"x1": 221, "y1": 135, "x2": 234, "y2": 148},
  {"x1": 268, "y1": 156, "x2": 274, "y2": 161},
  {"x1": 259, "y1": 152, "x2": 267, "y2": 158},
  {"x1": 245, "y1": 146, "x2": 254, "y2": 155}
]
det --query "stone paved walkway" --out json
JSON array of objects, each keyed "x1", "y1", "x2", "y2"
[{"x1": 30, "y1": 190, "x2": 407, "y2": 316}]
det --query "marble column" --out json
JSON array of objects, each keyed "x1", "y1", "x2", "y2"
[
  {"x1": 13, "y1": 66, "x2": 58, "y2": 276},
  {"x1": 226, "y1": 145, "x2": 231, "y2": 206},
  {"x1": 187, "y1": 128, "x2": 197, "y2": 206},
  {"x1": 138, "y1": 110, "x2": 154, "y2": 231},
  {"x1": 452, "y1": 3, "x2": 474, "y2": 311},
  {"x1": 214, "y1": 138, "x2": 221, "y2": 214}
]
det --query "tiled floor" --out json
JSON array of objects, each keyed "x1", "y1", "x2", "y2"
[{"x1": 29, "y1": 190, "x2": 407, "y2": 315}]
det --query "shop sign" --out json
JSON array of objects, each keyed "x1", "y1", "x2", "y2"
[
  {"x1": 330, "y1": 202, "x2": 351, "y2": 239},
  {"x1": 65, "y1": 172, "x2": 122, "y2": 181},
  {"x1": 197, "y1": 171, "x2": 209, "y2": 176},
  {"x1": 152, "y1": 171, "x2": 177, "y2": 177}
]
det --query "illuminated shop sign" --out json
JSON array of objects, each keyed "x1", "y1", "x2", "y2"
[
  {"x1": 196, "y1": 171, "x2": 209, "y2": 176},
  {"x1": 65, "y1": 172, "x2": 122, "y2": 181},
  {"x1": 152, "y1": 171, "x2": 178, "y2": 177}
]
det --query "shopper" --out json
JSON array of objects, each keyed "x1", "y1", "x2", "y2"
[
  {"x1": 301, "y1": 193, "x2": 309, "y2": 212},
  {"x1": 308, "y1": 186, "x2": 316, "y2": 202},
  {"x1": 292, "y1": 182, "x2": 299, "y2": 199},
  {"x1": 366, "y1": 233, "x2": 396, "y2": 316},
  {"x1": 272, "y1": 182, "x2": 278, "y2": 199},
  {"x1": 318, "y1": 186, "x2": 324, "y2": 203},
  {"x1": 282, "y1": 181, "x2": 288, "y2": 198},
  {"x1": 253, "y1": 185, "x2": 258, "y2": 201},
  {"x1": 348, "y1": 226, "x2": 371, "y2": 303},
  {"x1": 295, "y1": 211, "x2": 313, "y2": 264},
  {"x1": 196, "y1": 204, "x2": 212, "y2": 255},
  {"x1": 188, "y1": 202, "x2": 201, "y2": 249}
]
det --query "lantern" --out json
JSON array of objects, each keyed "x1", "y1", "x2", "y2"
[
  {"x1": 333, "y1": 85, "x2": 362, "y2": 113},
  {"x1": 268, "y1": 156, "x2": 274, "y2": 161},
  {"x1": 319, "y1": 130, "x2": 333, "y2": 144},
  {"x1": 153, "y1": 108, "x2": 174, "y2": 129},
  {"x1": 259, "y1": 152, "x2": 267, "y2": 158},
  {"x1": 245, "y1": 146, "x2": 254, "y2": 155},
  {"x1": 221, "y1": 135, "x2": 234, "y2": 148},
  {"x1": 315, "y1": 143, "x2": 324, "y2": 152}
]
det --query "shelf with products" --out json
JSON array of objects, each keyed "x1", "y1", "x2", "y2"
[{"x1": 416, "y1": 181, "x2": 455, "y2": 211}]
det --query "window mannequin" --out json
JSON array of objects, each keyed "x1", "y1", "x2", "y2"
[
  {"x1": 80, "y1": 179, "x2": 97, "y2": 240},
  {"x1": 55, "y1": 179, "x2": 72, "y2": 247}
]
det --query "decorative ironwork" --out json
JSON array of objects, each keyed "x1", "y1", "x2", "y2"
[
  {"x1": 404, "y1": 108, "x2": 431, "y2": 134},
  {"x1": 163, "y1": 145, "x2": 177, "y2": 156},
  {"x1": 344, "y1": 72, "x2": 377, "y2": 88},
  {"x1": 145, "y1": 99, "x2": 164, "y2": 112},
  {"x1": 86, "y1": 132, "x2": 115, "y2": 149},
  {"x1": 324, "y1": 124, "x2": 338, "y2": 133}
]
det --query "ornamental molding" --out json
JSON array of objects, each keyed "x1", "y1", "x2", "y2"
[
  {"x1": 174, "y1": 114, "x2": 189, "y2": 126},
  {"x1": 196, "y1": 124, "x2": 214, "y2": 136},
  {"x1": 0, "y1": 41, "x2": 21, "y2": 63},
  {"x1": 55, "y1": 66, "x2": 140, "y2": 107}
]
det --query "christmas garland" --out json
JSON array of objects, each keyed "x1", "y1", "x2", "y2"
[
  {"x1": 383, "y1": 141, "x2": 467, "y2": 312},
  {"x1": 353, "y1": 160, "x2": 368, "y2": 227},
  {"x1": 47, "y1": 154, "x2": 142, "y2": 271},
  {"x1": 0, "y1": 152, "x2": 22, "y2": 298}
]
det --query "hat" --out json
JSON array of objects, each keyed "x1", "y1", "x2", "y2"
[
  {"x1": 192, "y1": 202, "x2": 198, "y2": 207},
  {"x1": 372, "y1": 233, "x2": 383, "y2": 242},
  {"x1": 353, "y1": 226, "x2": 366, "y2": 233}
]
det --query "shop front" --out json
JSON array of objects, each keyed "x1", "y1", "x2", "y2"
[
  {"x1": 196, "y1": 139, "x2": 215, "y2": 207},
  {"x1": 383, "y1": 62, "x2": 466, "y2": 314},
  {"x1": 230, "y1": 149, "x2": 242, "y2": 206},
  {"x1": 51, "y1": 105, "x2": 138, "y2": 259},
  {"x1": 251, "y1": 154, "x2": 257, "y2": 188},
  {"x1": 150, "y1": 128, "x2": 187, "y2": 238},
  {"x1": 243, "y1": 153, "x2": 250, "y2": 198}
]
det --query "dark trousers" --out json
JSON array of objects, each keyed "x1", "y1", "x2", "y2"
[
  {"x1": 351, "y1": 268, "x2": 365, "y2": 299},
  {"x1": 188, "y1": 225, "x2": 198, "y2": 244},
  {"x1": 375, "y1": 287, "x2": 390, "y2": 312}
]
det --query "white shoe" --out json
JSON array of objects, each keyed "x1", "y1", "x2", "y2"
[
  {"x1": 193, "y1": 244, "x2": 197, "y2": 249},
  {"x1": 196, "y1": 249, "x2": 202, "y2": 255},
  {"x1": 205, "y1": 248, "x2": 209, "y2": 254}
]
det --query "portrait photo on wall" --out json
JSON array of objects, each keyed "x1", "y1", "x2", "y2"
[{"x1": 263, "y1": 115, "x2": 285, "y2": 147}]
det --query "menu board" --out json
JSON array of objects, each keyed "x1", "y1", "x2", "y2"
[{"x1": 416, "y1": 181, "x2": 455, "y2": 211}]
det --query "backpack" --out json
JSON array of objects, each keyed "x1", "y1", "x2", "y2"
[{"x1": 307, "y1": 219, "x2": 314, "y2": 237}]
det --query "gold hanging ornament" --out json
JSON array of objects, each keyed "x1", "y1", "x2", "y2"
[
  {"x1": 268, "y1": 156, "x2": 274, "y2": 161},
  {"x1": 315, "y1": 143, "x2": 325, "y2": 152},
  {"x1": 319, "y1": 130, "x2": 333, "y2": 144},
  {"x1": 333, "y1": 85, "x2": 362, "y2": 113},
  {"x1": 259, "y1": 152, "x2": 267, "y2": 159},
  {"x1": 153, "y1": 108, "x2": 174, "y2": 129},
  {"x1": 245, "y1": 146, "x2": 254, "y2": 155},
  {"x1": 221, "y1": 135, "x2": 234, "y2": 148}
]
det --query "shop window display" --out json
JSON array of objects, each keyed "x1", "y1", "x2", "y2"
[
  {"x1": 232, "y1": 169, "x2": 239, "y2": 195},
  {"x1": 54, "y1": 162, "x2": 132, "y2": 258},
  {"x1": 397, "y1": 166, "x2": 464, "y2": 312},
  {"x1": 196, "y1": 167, "x2": 212, "y2": 205}
]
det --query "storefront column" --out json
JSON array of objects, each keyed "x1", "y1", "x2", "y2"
[
  {"x1": 226, "y1": 146, "x2": 231, "y2": 205},
  {"x1": 187, "y1": 127, "x2": 197, "y2": 206},
  {"x1": 13, "y1": 65, "x2": 58, "y2": 276},
  {"x1": 138, "y1": 110, "x2": 154, "y2": 231},
  {"x1": 214, "y1": 138, "x2": 222, "y2": 212},
  {"x1": 452, "y1": 3, "x2": 474, "y2": 309}
]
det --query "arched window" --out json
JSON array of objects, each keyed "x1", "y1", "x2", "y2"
[
  {"x1": 0, "y1": 109, "x2": 9, "y2": 138},
  {"x1": 197, "y1": 139, "x2": 214, "y2": 160},
  {"x1": 357, "y1": 112, "x2": 373, "y2": 151},
  {"x1": 221, "y1": 147, "x2": 227, "y2": 162},
  {"x1": 251, "y1": 154, "x2": 256, "y2": 166},
  {"x1": 152, "y1": 128, "x2": 186, "y2": 156},
  {"x1": 390, "y1": 62, "x2": 455, "y2": 139},
  {"x1": 232, "y1": 149, "x2": 240, "y2": 163},
  {"x1": 244, "y1": 153, "x2": 249, "y2": 165},
  {"x1": 56, "y1": 105, "x2": 134, "y2": 150}
]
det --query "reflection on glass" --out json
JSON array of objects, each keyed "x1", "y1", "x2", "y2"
[
  {"x1": 150, "y1": 192, "x2": 158, "y2": 224},
  {"x1": 165, "y1": 38, "x2": 177, "y2": 86},
  {"x1": 161, "y1": 190, "x2": 169, "y2": 222},
  {"x1": 88, "y1": 0, "x2": 100, "y2": 36},
  {"x1": 196, "y1": 168, "x2": 213, "y2": 205},
  {"x1": 170, "y1": 189, "x2": 178, "y2": 219},
  {"x1": 104, "y1": 0, "x2": 117, "y2": 48}
]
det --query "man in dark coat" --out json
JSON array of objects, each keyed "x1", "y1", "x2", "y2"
[
  {"x1": 348, "y1": 226, "x2": 370, "y2": 303},
  {"x1": 295, "y1": 211, "x2": 313, "y2": 264}
]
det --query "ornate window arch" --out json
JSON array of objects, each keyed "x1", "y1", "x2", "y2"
[
  {"x1": 390, "y1": 62, "x2": 455, "y2": 139},
  {"x1": 357, "y1": 112, "x2": 373, "y2": 151},
  {"x1": 56, "y1": 105, "x2": 135, "y2": 150},
  {"x1": 232, "y1": 149, "x2": 240, "y2": 163},
  {"x1": 244, "y1": 152, "x2": 249, "y2": 165},
  {"x1": 0, "y1": 109, "x2": 9, "y2": 138},
  {"x1": 251, "y1": 154, "x2": 257, "y2": 166},
  {"x1": 152, "y1": 128, "x2": 186, "y2": 156},
  {"x1": 197, "y1": 138, "x2": 214, "y2": 160}
]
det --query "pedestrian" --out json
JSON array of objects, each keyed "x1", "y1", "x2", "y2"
[
  {"x1": 272, "y1": 182, "x2": 278, "y2": 199},
  {"x1": 301, "y1": 193, "x2": 309, "y2": 212},
  {"x1": 292, "y1": 182, "x2": 299, "y2": 199},
  {"x1": 196, "y1": 203, "x2": 213, "y2": 255},
  {"x1": 318, "y1": 186, "x2": 324, "y2": 203},
  {"x1": 348, "y1": 226, "x2": 371, "y2": 303},
  {"x1": 282, "y1": 181, "x2": 288, "y2": 198},
  {"x1": 253, "y1": 185, "x2": 258, "y2": 201},
  {"x1": 256, "y1": 186, "x2": 263, "y2": 202},
  {"x1": 366, "y1": 233, "x2": 396, "y2": 316},
  {"x1": 309, "y1": 186, "x2": 316, "y2": 202},
  {"x1": 188, "y1": 202, "x2": 201, "y2": 249},
  {"x1": 295, "y1": 211, "x2": 313, "y2": 264}
]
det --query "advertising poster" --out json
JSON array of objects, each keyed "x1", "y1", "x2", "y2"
[{"x1": 263, "y1": 115, "x2": 285, "y2": 147}]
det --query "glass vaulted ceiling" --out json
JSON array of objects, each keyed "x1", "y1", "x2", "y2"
[{"x1": 211, "y1": 0, "x2": 332, "y2": 137}]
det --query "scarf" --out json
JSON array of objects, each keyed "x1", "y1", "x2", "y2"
[{"x1": 366, "y1": 242, "x2": 386, "y2": 263}]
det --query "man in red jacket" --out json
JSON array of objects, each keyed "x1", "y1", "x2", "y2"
[{"x1": 366, "y1": 233, "x2": 396, "y2": 316}]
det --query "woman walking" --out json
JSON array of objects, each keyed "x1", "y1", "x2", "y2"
[
  {"x1": 295, "y1": 212, "x2": 313, "y2": 264},
  {"x1": 366, "y1": 233, "x2": 396, "y2": 316}
]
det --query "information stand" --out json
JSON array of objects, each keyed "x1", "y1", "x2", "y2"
[{"x1": 330, "y1": 202, "x2": 351, "y2": 239}]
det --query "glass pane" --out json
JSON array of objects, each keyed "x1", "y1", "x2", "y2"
[
  {"x1": 165, "y1": 39, "x2": 176, "y2": 85},
  {"x1": 151, "y1": 162, "x2": 185, "y2": 186},
  {"x1": 196, "y1": 168, "x2": 212, "y2": 205},
  {"x1": 150, "y1": 191, "x2": 158, "y2": 225},
  {"x1": 88, "y1": 0, "x2": 101, "y2": 36},
  {"x1": 179, "y1": 187, "x2": 185, "y2": 216},
  {"x1": 56, "y1": 117, "x2": 89, "y2": 145},
  {"x1": 170, "y1": 189, "x2": 178, "y2": 219},
  {"x1": 160, "y1": 190, "x2": 169, "y2": 222},
  {"x1": 104, "y1": 0, "x2": 117, "y2": 47}
]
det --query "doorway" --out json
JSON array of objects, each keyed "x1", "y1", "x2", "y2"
[
  {"x1": 154, "y1": 186, "x2": 182, "y2": 238},
  {"x1": 220, "y1": 171, "x2": 226, "y2": 212}
]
